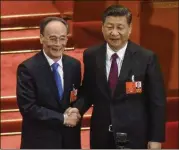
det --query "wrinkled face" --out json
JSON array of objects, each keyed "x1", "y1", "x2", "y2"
[
  {"x1": 102, "y1": 16, "x2": 132, "y2": 51},
  {"x1": 40, "y1": 21, "x2": 68, "y2": 60}
]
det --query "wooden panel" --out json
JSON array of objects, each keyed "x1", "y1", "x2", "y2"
[
  {"x1": 53, "y1": 1, "x2": 74, "y2": 13},
  {"x1": 140, "y1": 1, "x2": 178, "y2": 96},
  {"x1": 73, "y1": 1, "x2": 106, "y2": 21}
]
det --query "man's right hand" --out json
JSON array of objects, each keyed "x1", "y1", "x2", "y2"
[{"x1": 63, "y1": 107, "x2": 81, "y2": 127}]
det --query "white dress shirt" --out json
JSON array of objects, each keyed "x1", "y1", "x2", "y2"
[
  {"x1": 106, "y1": 42, "x2": 128, "y2": 80},
  {"x1": 43, "y1": 51, "x2": 64, "y2": 89}
]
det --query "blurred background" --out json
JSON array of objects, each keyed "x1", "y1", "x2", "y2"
[{"x1": 1, "y1": 0, "x2": 178, "y2": 149}]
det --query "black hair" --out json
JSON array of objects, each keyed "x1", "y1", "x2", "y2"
[{"x1": 102, "y1": 5, "x2": 132, "y2": 25}]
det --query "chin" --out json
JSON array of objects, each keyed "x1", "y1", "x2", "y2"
[
  {"x1": 51, "y1": 56, "x2": 62, "y2": 61},
  {"x1": 110, "y1": 44, "x2": 120, "y2": 49},
  {"x1": 50, "y1": 52, "x2": 62, "y2": 59},
  {"x1": 54, "y1": 54, "x2": 62, "y2": 58},
  {"x1": 52, "y1": 50, "x2": 62, "y2": 55}
]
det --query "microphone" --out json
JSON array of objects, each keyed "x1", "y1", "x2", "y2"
[{"x1": 115, "y1": 132, "x2": 129, "y2": 149}]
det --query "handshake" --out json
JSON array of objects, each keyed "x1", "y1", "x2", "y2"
[{"x1": 63, "y1": 107, "x2": 81, "y2": 127}]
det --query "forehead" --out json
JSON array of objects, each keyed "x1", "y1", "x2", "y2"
[
  {"x1": 104, "y1": 16, "x2": 128, "y2": 25},
  {"x1": 44, "y1": 21, "x2": 67, "y2": 36}
]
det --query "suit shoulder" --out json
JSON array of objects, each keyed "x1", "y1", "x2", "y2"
[
  {"x1": 131, "y1": 42, "x2": 155, "y2": 57},
  {"x1": 64, "y1": 54, "x2": 81, "y2": 65},
  {"x1": 18, "y1": 52, "x2": 40, "y2": 69},
  {"x1": 84, "y1": 44, "x2": 104, "y2": 56}
]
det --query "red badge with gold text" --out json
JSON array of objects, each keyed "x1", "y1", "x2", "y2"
[
  {"x1": 126, "y1": 75, "x2": 142, "y2": 94},
  {"x1": 126, "y1": 82, "x2": 136, "y2": 94},
  {"x1": 70, "y1": 84, "x2": 77, "y2": 103}
]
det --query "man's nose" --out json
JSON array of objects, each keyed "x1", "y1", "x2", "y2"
[
  {"x1": 111, "y1": 28, "x2": 119, "y2": 36},
  {"x1": 56, "y1": 39, "x2": 62, "y2": 45}
]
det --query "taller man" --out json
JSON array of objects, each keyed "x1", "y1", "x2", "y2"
[{"x1": 73, "y1": 5, "x2": 166, "y2": 149}]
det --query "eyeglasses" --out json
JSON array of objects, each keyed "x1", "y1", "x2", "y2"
[{"x1": 44, "y1": 36, "x2": 68, "y2": 44}]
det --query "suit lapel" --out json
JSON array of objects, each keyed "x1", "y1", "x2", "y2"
[
  {"x1": 113, "y1": 41, "x2": 137, "y2": 98},
  {"x1": 62, "y1": 55, "x2": 71, "y2": 104},
  {"x1": 95, "y1": 44, "x2": 111, "y2": 100},
  {"x1": 37, "y1": 51, "x2": 60, "y2": 104},
  {"x1": 38, "y1": 52, "x2": 72, "y2": 107}
]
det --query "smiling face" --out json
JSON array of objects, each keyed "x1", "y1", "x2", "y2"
[
  {"x1": 102, "y1": 16, "x2": 132, "y2": 51},
  {"x1": 40, "y1": 21, "x2": 68, "y2": 61}
]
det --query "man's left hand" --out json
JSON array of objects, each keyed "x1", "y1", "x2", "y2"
[{"x1": 148, "y1": 142, "x2": 162, "y2": 149}]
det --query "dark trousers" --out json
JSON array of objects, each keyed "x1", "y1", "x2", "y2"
[{"x1": 107, "y1": 132, "x2": 116, "y2": 149}]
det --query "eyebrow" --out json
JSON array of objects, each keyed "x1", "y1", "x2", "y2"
[
  {"x1": 106, "y1": 23, "x2": 113, "y2": 26},
  {"x1": 105, "y1": 24, "x2": 125, "y2": 27},
  {"x1": 49, "y1": 35, "x2": 66, "y2": 38}
]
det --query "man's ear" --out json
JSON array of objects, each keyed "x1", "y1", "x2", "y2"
[
  {"x1": 128, "y1": 23, "x2": 132, "y2": 36},
  {"x1": 39, "y1": 34, "x2": 44, "y2": 44},
  {"x1": 102, "y1": 24, "x2": 104, "y2": 34}
]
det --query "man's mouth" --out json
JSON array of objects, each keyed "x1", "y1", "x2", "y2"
[
  {"x1": 110, "y1": 39, "x2": 119, "y2": 41},
  {"x1": 52, "y1": 47, "x2": 63, "y2": 51},
  {"x1": 110, "y1": 39, "x2": 120, "y2": 42}
]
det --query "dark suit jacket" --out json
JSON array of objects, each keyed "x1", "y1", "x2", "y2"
[
  {"x1": 16, "y1": 50, "x2": 81, "y2": 149},
  {"x1": 75, "y1": 40, "x2": 166, "y2": 149}
]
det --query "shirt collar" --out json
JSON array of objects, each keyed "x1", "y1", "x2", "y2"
[
  {"x1": 106, "y1": 42, "x2": 128, "y2": 61},
  {"x1": 43, "y1": 50, "x2": 63, "y2": 68}
]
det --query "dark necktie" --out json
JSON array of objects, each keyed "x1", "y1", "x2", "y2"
[
  {"x1": 108, "y1": 53, "x2": 118, "y2": 95},
  {"x1": 51, "y1": 62, "x2": 63, "y2": 100}
]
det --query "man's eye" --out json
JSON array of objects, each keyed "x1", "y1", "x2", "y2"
[
  {"x1": 117, "y1": 26, "x2": 125, "y2": 30},
  {"x1": 50, "y1": 38, "x2": 57, "y2": 41},
  {"x1": 107, "y1": 27, "x2": 113, "y2": 29},
  {"x1": 118, "y1": 27, "x2": 124, "y2": 30}
]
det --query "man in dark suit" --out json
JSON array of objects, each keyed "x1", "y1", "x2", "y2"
[
  {"x1": 16, "y1": 17, "x2": 81, "y2": 149},
  {"x1": 71, "y1": 5, "x2": 166, "y2": 149}
]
